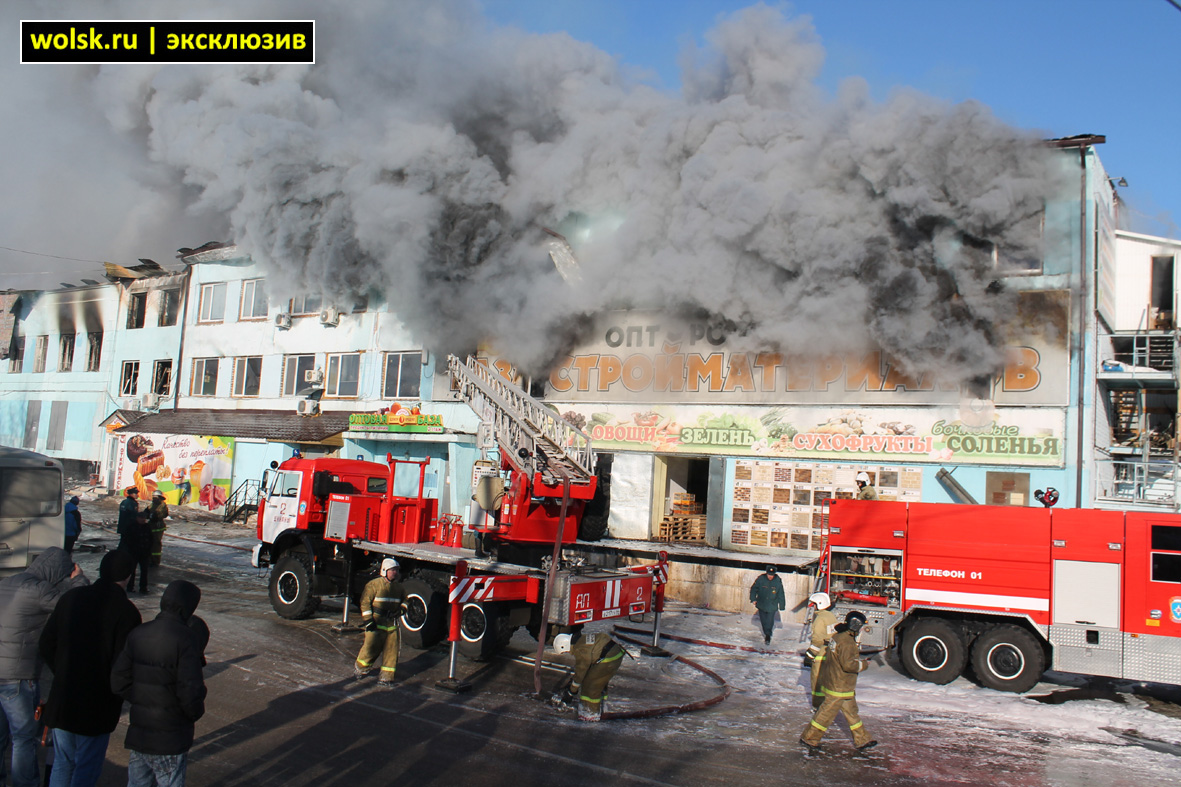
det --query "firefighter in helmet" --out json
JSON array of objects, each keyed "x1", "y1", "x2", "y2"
[
  {"x1": 554, "y1": 629, "x2": 626, "y2": 721},
  {"x1": 805, "y1": 591, "x2": 838, "y2": 709},
  {"x1": 800, "y1": 610, "x2": 878, "y2": 753},
  {"x1": 855, "y1": 471, "x2": 878, "y2": 500},
  {"x1": 354, "y1": 557, "x2": 407, "y2": 686}
]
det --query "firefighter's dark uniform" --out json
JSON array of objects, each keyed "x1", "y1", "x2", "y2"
[
  {"x1": 807, "y1": 608, "x2": 839, "y2": 709},
  {"x1": 146, "y1": 498, "x2": 169, "y2": 566},
  {"x1": 801, "y1": 628, "x2": 874, "y2": 749},
  {"x1": 354, "y1": 575, "x2": 406, "y2": 684},
  {"x1": 570, "y1": 632, "x2": 625, "y2": 721}
]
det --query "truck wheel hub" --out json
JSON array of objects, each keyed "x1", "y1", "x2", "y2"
[
  {"x1": 985, "y1": 643, "x2": 1024, "y2": 679},
  {"x1": 913, "y1": 635, "x2": 949, "y2": 671}
]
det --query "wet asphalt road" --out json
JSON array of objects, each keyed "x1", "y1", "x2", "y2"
[{"x1": 54, "y1": 513, "x2": 1181, "y2": 787}]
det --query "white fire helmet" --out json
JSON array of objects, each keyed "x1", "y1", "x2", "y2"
[
  {"x1": 808, "y1": 592, "x2": 831, "y2": 609},
  {"x1": 380, "y1": 558, "x2": 399, "y2": 574},
  {"x1": 553, "y1": 633, "x2": 573, "y2": 654},
  {"x1": 856, "y1": 472, "x2": 871, "y2": 483}
]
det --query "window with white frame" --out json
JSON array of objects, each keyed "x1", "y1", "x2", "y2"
[
  {"x1": 325, "y1": 352, "x2": 361, "y2": 397},
  {"x1": 289, "y1": 294, "x2": 323, "y2": 316},
  {"x1": 239, "y1": 279, "x2": 269, "y2": 320},
  {"x1": 191, "y1": 358, "x2": 219, "y2": 396},
  {"x1": 232, "y1": 356, "x2": 263, "y2": 397},
  {"x1": 152, "y1": 360, "x2": 173, "y2": 396},
  {"x1": 120, "y1": 360, "x2": 139, "y2": 396},
  {"x1": 33, "y1": 336, "x2": 48, "y2": 373},
  {"x1": 283, "y1": 354, "x2": 317, "y2": 396},
  {"x1": 58, "y1": 334, "x2": 75, "y2": 372},
  {"x1": 198, "y1": 282, "x2": 227, "y2": 323},
  {"x1": 382, "y1": 351, "x2": 422, "y2": 399}
]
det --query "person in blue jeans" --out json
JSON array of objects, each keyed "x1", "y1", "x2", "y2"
[
  {"x1": 112, "y1": 580, "x2": 207, "y2": 787},
  {"x1": 0, "y1": 548, "x2": 88, "y2": 787},
  {"x1": 39, "y1": 550, "x2": 141, "y2": 787}
]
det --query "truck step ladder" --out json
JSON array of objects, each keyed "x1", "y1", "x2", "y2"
[{"x1": 448, "y1": 355, "x2": 595, "y2": 486}]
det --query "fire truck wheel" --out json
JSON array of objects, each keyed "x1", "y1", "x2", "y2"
[
  {"x1": 971, "y1": 625, "x2": 1045, "y2": 693},
  {"x1": 901, "y1": 618, "x2": 966, "y2": 685},
  {"x1": 457, "y1": 601, "x2": 516, "y2": 661},
  {"x1": 269, "y1": 554, "x2": 320, "y2": 620},
  {"x1": 401, "y1": 578, "x2": 446, "y2": 650}
]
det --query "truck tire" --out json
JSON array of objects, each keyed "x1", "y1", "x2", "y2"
[
  {"x1": 269, "y1": 554, "x2": 320, "y2": 620},
  {"x1": 457, "y1": 601, "x2": 516, "y2": 661},
  {"x1": 901, "y1": 618, "x2": 966, "y2": 685},
  {"x1": 971, "y1": 624, "x2": 1045, "y2": 693},
  {"x1": 401, "y1": 578, "x2": 446, "y2": 650}
]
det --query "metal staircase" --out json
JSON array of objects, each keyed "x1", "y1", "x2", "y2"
[
  {"x1": 448, "y1": 355, "x2": 595, "y2": 486},
  {"x1": 224, "y1": 478, "x2": 262, "y2": 523}
]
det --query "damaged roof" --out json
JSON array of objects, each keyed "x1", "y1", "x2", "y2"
[{"x1": 112, "y1": 409, "x2": 352, "y2": 443}]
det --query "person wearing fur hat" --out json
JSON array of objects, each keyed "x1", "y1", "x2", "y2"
[
  {"x1": 39, "y1": 550, "x2": 141, "y2": 787},
  {"x1": 111, "y1": 580, "x2": 207, "y2": 787},
  {"x1": 354, "y1": 558, "x2": 406, "y2": 686}
]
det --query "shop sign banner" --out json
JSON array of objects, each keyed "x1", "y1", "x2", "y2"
[
  {"x1": 349, "y1": 406, "x2": 443, "y2": 433},
  {"x1": 115, "y1": 433, "x2": 235, "y2": 513},
  {"x1": 558, "y1": 403, "x2": 1065, "y2": 467},
  {"x1": 542, "y1": 293, "x2": 1069, "y2": 407}
]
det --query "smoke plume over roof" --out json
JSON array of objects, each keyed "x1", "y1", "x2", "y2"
[{"x1": 4, "y1": 0, "x2": 1062, "y2": 385}]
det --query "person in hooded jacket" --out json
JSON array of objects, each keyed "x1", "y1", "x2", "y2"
[
  {"x1": 63, "y1": 496, "x2": 82, "y2": 553},
  {"x1": 39, "y1": 549, "x2": 141, "y2": 787},
  {"x1": 111, "y1": 580, "x2": 207, "y2": 787},
  {"x1": 0, "y1": 547, "x2": 88, "y2": 787}
]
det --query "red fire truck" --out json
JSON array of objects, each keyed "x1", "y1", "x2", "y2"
[
  {"x1": 251, "y1": 356, "x2": 666, "y2": 660},
  {"x1": 819, "y1": 499, "x2": 1181, "y2": 692}
]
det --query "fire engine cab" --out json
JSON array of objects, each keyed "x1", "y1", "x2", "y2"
[{"x1": 820, "y1": 499, "x2": 1181, "y2": 692}]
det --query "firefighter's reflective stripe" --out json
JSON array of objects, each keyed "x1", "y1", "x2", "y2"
[
  {"x1": 823, "y1": 687, "x2": 855, "y2": 698},
  {"x1": 850, "y1": 721, "x2": 863, "y2": 730},
  {"x1": 809, "y1": 720, "x2": 827, "y2": 731},
  {"x1": 599, "y1": 650, "x2": 623, "y2": 664}
]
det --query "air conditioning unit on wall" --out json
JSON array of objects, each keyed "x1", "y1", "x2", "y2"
[
  {"x1": 122, "y1": 397, "x2": 141, "y2": 411},
  {"x1": 274, "y1": 313, "x2": 292, "y2": 329},
  {"x1": 297, "y1": 399, "x2": 320, "y2": 416},
  {"x1": 303, "y1": 368, "x2": 324, "y2": 386},
  {"x1": 319, "y1": 307, "x2": 341, "y2": 326},
  {"x1": 141, "y1": 393, "x2": 160, "y2": 410}
]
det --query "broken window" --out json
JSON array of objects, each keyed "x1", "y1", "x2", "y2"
[
  {"x1": 9, "y1": 336, "x2": 24, "y2": 373},
  {"x1": 33, "y1": 336, "x2": 47, "y2": 373},
  {"x1": 158, "y1": 289, "x2": 180, "y2": 327},
  {"x1": 120, "y1": 360, "x2": 139, "y2": 396},
  {"x1": 127, "y1": 292, "x2": 146, "y2": 329},
  {"x1": 86, "y1": 332, "x2": 102, "y2": 372},
  {"x1": 58, "y1": 334, "x2": 74, "y2": 372},
  {"x1": 152, "y1": 360, "x2": 173, "y2": 396}
]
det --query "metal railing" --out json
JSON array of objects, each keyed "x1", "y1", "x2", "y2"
[
  {"x1": 224, "y1": 478, "x2": 262, "y2": 523},
  {"x1": 1094, "y1": 459, "x2": 1178, "y2": 510},
  {"x1": 448, "y1": 355, "x2": 595, "y2": 483}
]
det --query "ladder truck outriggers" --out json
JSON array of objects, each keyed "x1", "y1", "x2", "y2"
[
  {"x1": 252, "y1": 355, "x2": 667, "y2": 660},
  {"x1": 816, "y1": 498, "x2": 1181, "y2": 693}
]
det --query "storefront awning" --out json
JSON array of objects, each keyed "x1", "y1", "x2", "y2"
[{"x1": 111, "y1": 408, "x2": 351, "y2": 443}]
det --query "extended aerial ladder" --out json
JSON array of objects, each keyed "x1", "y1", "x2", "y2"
[{"x1": 448, "y1": 355, "x2": 596, "y2": 488}]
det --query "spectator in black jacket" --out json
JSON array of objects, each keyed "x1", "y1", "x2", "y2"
[
  {"x1": 0, "y1": 547, "x2": 87, "y2": 787},
  {"x1": 39, "y1": 549, "x2": 141, "y2": 787},
  {"x1": 111, "y1": 580, "x2": 207, "y2": 787}
]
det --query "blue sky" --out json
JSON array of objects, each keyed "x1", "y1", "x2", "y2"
[{"x1": 483, "y1": 0, "x2": 1180, "y2": 239}]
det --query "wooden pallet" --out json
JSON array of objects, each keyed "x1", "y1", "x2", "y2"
[{"x1": 659, "y1": 514, "x2": 707, "y2": 542}]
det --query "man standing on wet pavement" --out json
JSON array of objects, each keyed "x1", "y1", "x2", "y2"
[
  {"x1": 749, "y1": 566, "x2": 785, "y2": 646},
  {"x1": 800, "y1": 610, "x2": 878, "y2": 754},
  {"x1": 805, "y1": 591, "x2": 838, "y2": 709},
  {"x1": 39, "y1": 549, "x2": 141, "y2": 787},
  {"x1": 354, "y1": 558, "x2": 406, "y2": 686},
  {"x1": 117, "y1": 488, "x2": 152, "y2": 594}
]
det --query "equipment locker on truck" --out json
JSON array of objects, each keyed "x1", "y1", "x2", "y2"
[{"x1": 819, "y1": 499, "x2": 1181, "y2": 692}]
